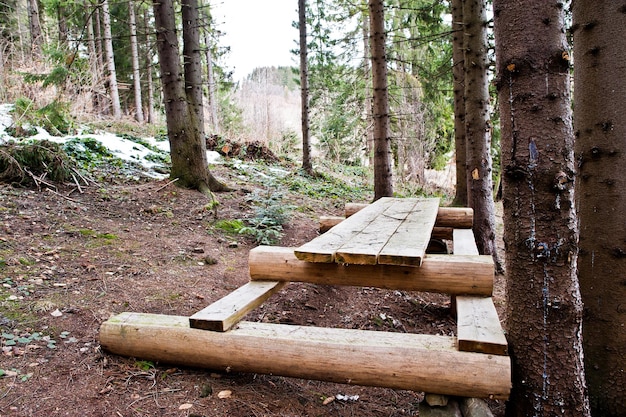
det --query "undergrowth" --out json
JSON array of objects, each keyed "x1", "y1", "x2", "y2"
[
  {"x1": 240, "y1": 184, "x2": 294, "y2": 245},
  {"x1": 0, "y1": 140, "x2": 75, "y2": 184}
]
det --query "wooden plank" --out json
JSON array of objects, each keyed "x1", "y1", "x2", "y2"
[
  {"x1": 378, "y1": 198, "x2": 440, "y2": 266},
  {"x1": 456, "y1": 296, "x2": 508, "y2": 355},
  {"x1": 335, "y1": 199, "x2": 418, "y2": 265},
  {"x1": 294, "y1": 197, "x2": 395, "y2": 263},
  {"x1": 249, "y1": 246, "x2": 494, "y2": 295},
  {"x1": 453, "y1": 229, "x2": 480, "y2": 255},
  {"x1": 321, "y1": 219, "x2": 453, "y2": 241},
  {"x1": 189, "y1": 281, "x2": 287, "y2": 332},
  {"x1": 346, "y1": 203, "x2": 473, "y2": 229},
  {"x1": 100, "y1": 312, "x2": 511, "y2": 399}
]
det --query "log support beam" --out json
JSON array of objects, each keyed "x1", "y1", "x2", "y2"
[
  {"x1": 249, "y1": 246, "x2": 494, "y2": 296},
  {"x1": 100, "y1": 312, "x2": 511, "y2": 400}
]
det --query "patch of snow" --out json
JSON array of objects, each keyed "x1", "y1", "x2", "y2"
[
  {"x1": 207, "y1": 150, "x2": 222, "y2": 164},
  {"x1": 0, "y1": 103, "x2": 15, "y2": 141}
]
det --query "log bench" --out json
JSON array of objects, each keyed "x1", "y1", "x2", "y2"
[{"x1": 99, "y1": 197, "x2": 510, "y2": 402}]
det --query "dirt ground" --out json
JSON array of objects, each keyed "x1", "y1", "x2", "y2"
[{"x1": 0, "y1": 163, "x2": 506, "y2": 417}]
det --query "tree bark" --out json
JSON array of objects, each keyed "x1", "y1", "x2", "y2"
[
  {"x1": 299, "y1": 0, "x2": 313, "y2": 174},
  {"x1": 129, "y1": 1, "x2": 144, "y2": 123},
  {"x1": 451, "y1": 0, "x2": 467, "y2": 207},
  {"x1": 492, "y1": 1, "x2": 590, "y2": 416},
  {"x1": 182, "y1": 0, "x2": 203, "y2": 132},
  {"x1": 203, "y1": 24, "x2": 219, "y2": 133},
  {"x1": 86, "y1": 6, "x2": 100, "y2": 113},
  {"x1": 26, "y1": 0, "x2": 42, "y2": 58},
  {"x1": 153, "y1": 0, "x2": 228, "y2": 192},
  {"x1": 144, "y1": 8, "x2": 156, "y2": 124},
  {"x1": 102, "y1": 0, "x2": 122, "y2": 119},
  {"x1": 369, "y1": 0, "x2": 393, "y2": 200},
  {"x1": 572, "y1": 2, "x2": 626, "y2": 415},
  {"x1": 362, "y1": 3, "x2": 374, "y2": 167},
  {"x1": 462, "y1": 0, "x2": 499, "y2": 266},
  {"x1": 94, "y1": 6, "x2": 105, "y2": 76},
  {"x1": 57, "y1": 4, "x2": 68, "y2": 46}
]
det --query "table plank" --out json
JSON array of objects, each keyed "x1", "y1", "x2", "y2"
[
  {"x1": 294, "y1": 197, "x2": 395, "y2": 263},
  {"x1": 378, "y1": 198, "x2": 440, "y2": 266},
  {"x1": 189, "y1": 281, "x2": 287, "y2": 332},
  {"x1": 335, "y1": 199, "x2": 418, "y2": 264},
  {"x1": 453, "y1": 228, "x2": 479, "y2": 255},
  {"x1": 456, "y1": 295, "x2": 508, "y2": 355}
]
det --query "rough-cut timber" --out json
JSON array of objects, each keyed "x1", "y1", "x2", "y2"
[
  {"x1": 345, "y1": 203, "x2": 473, "y2": 228},
  {"x1": 100, "y1": 312, "x2": 511, "y2": 399},
  {"x1": 456, "y1": 296, "x2": 508, "y2": 355},
  {"x1": 453, "y1": 229, "x2": 480, "y2": 255},
  {"x1": 189, "y1": 281, "x2": 287, "y2": 332},
  {"x1": 249, "y1": 246, "x2": 494, "y2": 296},
  {"x1": 377, "y1": 198, "x2": 440, "y2": 266},
  {"x1": 296, "y1": 198, "x2": 395, "y2": 263},
  {"x1": 334, "y1": 199, "x2": 422, "y2": 265},
  {"x1": 297, "y1": 198, "x2": 439, "y2": 266},
  {"x1": 320, "y1": 219, "x2": 456, "y2": 241}
]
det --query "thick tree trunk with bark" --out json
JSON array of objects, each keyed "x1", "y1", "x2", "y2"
[
  {"x1": 462, "y1": 0, "x2": 498, "y2": 264},
  {"x1": 182, "y1": 0, "x2": 203, "y2": 131},
  {"x1": 153, "y1": 0, "x2": 227, "y2": 192},
  {"x1": 129, "y1": 1, "x2": 144, "y2": 123},
  {"x1": 573, "y1": 2, "x2": 626, "y2": 415},
  {"x1": 368, "y1": 0, "x2": 393, "y2": 199},
  {"x1": 299, "y1": 0, "x2": 312, "y2": 174},
  {"x1": 102, "y1": 0, "x2": 122, "y2": 119},
  {"x1": 451, "y1": 0, "x2": 467, "y2": 207},
  {"x1": 493, "y1": 1, "x2": 590, "y2": 416}
]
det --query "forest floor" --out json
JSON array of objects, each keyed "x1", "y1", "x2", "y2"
[{"x1": 0, "y1": 159, "x2": 506, "y2": 417}]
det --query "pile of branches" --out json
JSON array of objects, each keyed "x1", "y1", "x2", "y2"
[{"x1": 0, "y1": 140, "x2": 76, "y2": 187}]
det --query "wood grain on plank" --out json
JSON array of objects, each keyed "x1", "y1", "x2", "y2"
[{"x1": 189, "y1": 281, "x2": 287, "y2": 332}]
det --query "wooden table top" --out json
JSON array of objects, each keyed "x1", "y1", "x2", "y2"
[{"x1": 294, "y1": 197, "x2": 440, "y2": 267}]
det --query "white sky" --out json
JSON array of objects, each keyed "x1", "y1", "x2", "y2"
[{"x1": 211, "y1": 1, "x2": 299, "y2": 81}]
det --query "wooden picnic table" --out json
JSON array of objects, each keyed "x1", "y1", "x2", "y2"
[
  {"x1": 294, "y1": 197, "x2": 440, "y2": 267},
  {"x1": 101, "y1": 197, "x2": 511, "y2": 400}
]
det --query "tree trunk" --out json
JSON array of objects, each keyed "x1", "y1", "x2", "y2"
[
  {"x1": 102, "y1": 0, "x2": 122, "y2": 119},
  {"x1": 451, "y1": 0, "x2": 467, "y2": 207},
  {"x1": 299, "y1": 0, "x2": 313, "y2": 174},
  {"x1": 203, "y1": 26, "x2": 219, "y2": 133},
  {"x1": 153, "y1": 0, "x2": 228, "y2": 192},
  {"x1": 573, "y1": 2, "x2": 626, "y2": 415},
  {"x1": 492, "y1": 1, "x2": 590, "y2": 416},
  {"x1": 182, "y1": 0, "x2": 203, "y2": 132},
  {"x1": 129, "y1": 1, "x2": 144, "y2": 123},
  {"x1": 86, "y1": 6, "x2": 100, "y2": 113},
  {"x1": 144, "y1": 8, "x2": 156, "y2": 124},
  {"x1": 94, "y1": 6, "x2": 104, "y2": 75},
  {"x1": 368, "y1": 0, "x2": 393, "y2": 200},
  {"x1": 362, "y1": 3, "x2": 373, "y2": 167},
  {"x1": 26, "y1": 0, "x2": 42, "y2": 58},
  {"x1": 462, "y1": 0, "x2": 499, "y2": 267},
  {"x1": 57, "y1": 3, "x2": 68, "y2": 46}
]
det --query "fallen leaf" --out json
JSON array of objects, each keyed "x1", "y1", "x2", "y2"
[
  {"x1": 178, "y1": 403, "x2": 193, "y2": 410},
  {"x1": 217, "y1": 390, "x2": 232, "y2": 399}
]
